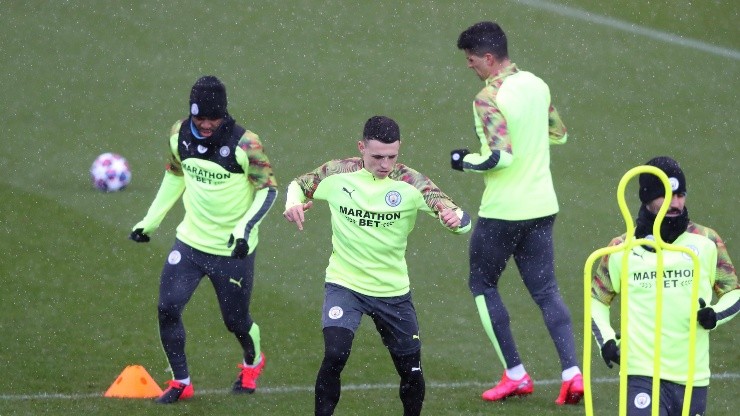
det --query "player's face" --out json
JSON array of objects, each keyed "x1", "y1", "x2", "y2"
[
  {"x1": 192, "y1": 116, "x2": 223, "y2": 138},
  {"x1": 465, "y1": 51, "x2": 492, "y2": 80},
  {"x1": 358, "y1": 139, "x2": 399, "y2": 179},
  {"x1": 647, "y1": 193, "x2": 686, "y2": 217}
]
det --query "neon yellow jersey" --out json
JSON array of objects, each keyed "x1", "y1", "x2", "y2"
[
  {"x1": 462, "y1": 63, "x2": 567, "y2": 220},
  {"x1": 288, "y1": 158, "x2": 470, "y2": 297},
  {"x1": 134, "y1": 119, "x2": 278, "y2": 256},
  {"x1": 592, "y1": 223, "x2": 739, "y2": 386}
]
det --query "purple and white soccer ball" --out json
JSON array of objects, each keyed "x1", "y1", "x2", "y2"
[{"x1": 90, "y1": 152, "x2": 131, "y2": 192}]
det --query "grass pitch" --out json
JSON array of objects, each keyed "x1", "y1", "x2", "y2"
[{"x1": 1, "y1": 1, "x2": 737, "y2": 415}]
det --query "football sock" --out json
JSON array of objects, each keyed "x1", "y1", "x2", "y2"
[
  {"x1": 243, "y1": 353, "x2": 263, "y2": 368},
  {"x1": 505, "y1": 364, "x2": 526, "y2": 380},
  {"x1": 561, "y1": 366, "x2": 581, "y2": 381},
  {"x1": 175, "y1": 377, "x2": 191, "y2": 385}
]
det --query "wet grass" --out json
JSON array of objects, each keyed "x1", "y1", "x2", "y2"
[{"x1": 1, "y1": 1, "x2": 737, "y2": 415}]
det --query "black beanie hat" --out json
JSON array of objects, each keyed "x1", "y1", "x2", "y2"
[
  {"x1": 189, "y1": 76, "x2": 227, "y2": 119},
  {"x1": 638, "y1": 156, "x2": 687, "y2": 203},
  {"x1": 363, "y1": 116, "x2": 400, "y2": 143}
]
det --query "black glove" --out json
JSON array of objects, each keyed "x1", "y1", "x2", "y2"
[
  {"x1": 601, "y1": 339, "x2": 620, "y2": 368},
  {"x1": 697, "y1": 298, "x2": 717, "y2": 330},
  {"x1": 228, "y1": 234, "x2": 249, "y2": 259},
  {"x1": 450, "y1": 149, "x2": 469, "y2": 171},
  {"x1": 129, "y1": 228, "x2": 150, "y2": 243}
]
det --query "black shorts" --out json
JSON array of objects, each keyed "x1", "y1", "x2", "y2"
[
  {"x1": 322, "y1": 283, "x2": 421, "y2": 355},
  {"x1": 627, "y1": 376, "x2": 707, "y2": 416}
]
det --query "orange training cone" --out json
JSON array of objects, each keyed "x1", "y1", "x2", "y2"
[{"x1": 104, "y1": 365, "x2": 163, "y2": 399}]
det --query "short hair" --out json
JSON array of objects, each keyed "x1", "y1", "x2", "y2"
[
  {"x1": 457, "y1": 21, "x2": 508, "y2": 59},
  {"x1": 363, "y1": 116, "x2": 400, "y2": 144}
]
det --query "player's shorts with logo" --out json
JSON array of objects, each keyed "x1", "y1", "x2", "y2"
[
  {"x1": 159, "y1": 239, "x2": 256, "y2": 327},
  {"x1": 627, "y1": 375, "x2": 707, "y2": 416},
  {"x1": 322, "y1": 283, "x2": 421, "y2": 355}
]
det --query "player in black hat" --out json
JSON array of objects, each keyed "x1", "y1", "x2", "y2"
[
  {"x1": 130, "y1": 75, "x2": 278, "y2": 403},
  {"x1": 591, "y1": 156, "x2": 739, "y2": 415}
]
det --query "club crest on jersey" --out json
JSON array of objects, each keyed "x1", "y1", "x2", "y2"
[
  {"x1": 385, "y1": 190, "x2": 401, "y2": 207},
  {"x1": 219, "y1": 146, "x2": 230, "y2": 157},
  {"x1": 682, "y1": 244, "x2": 699, "y2": 260}
]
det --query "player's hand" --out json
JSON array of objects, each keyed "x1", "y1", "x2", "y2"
[
  {"x1": 129, "y1": 228, "x2": 150, "y2": 243},
  {"x1": 436, "y1": 202, "x2": 461, "y2": 229},
  {"x1": 450, "y1": 149, "x2": 469, "y2": 171},
  {"x1": 697, "y1": 298, "x2": 717, "y2": 330},
  {"x1": 601, "y1": 339, "x2": 620, "y2": 368},
  {"x1": 227, "y1": 234, "x2": 249, "y2": 259},
  {"x1": 283, "y1": 201, "x2": 313, "y2": 231}
]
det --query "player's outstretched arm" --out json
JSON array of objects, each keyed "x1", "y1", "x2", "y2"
[{"x1": 130, "y1": 170, "x2": 185, "y2": 241}]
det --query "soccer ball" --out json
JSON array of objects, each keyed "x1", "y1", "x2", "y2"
[{"x1": 90, "y1": 153, "x2": 131, "y2": 192}]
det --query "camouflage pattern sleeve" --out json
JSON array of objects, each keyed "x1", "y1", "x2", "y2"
[
  {"x1": 294, "y1": 158, "x2": 362, "y2": 199},
  {"x1": 389, "y1": 164, "x2": 460, "y2": 214},
  {"x1": 688, "y1": 224, "x2": 739, "y2": 297},
  {"x1": 548, "y1": 105, "x2": 567, "y2": 145},
  {"x1": 166, "y1": 120, "x2": 184, "y2": 176},
  {"x1": 713, "y1": 235, "x2": 739, "y2": 296},
  {"x1": 474, "y1": 87, "x2": 512, "y2": 155},
  {"x1": 591, "y1": 235, "x2": 626, "y2": 305},
  {"x1": 239, "y1": 130, "x2": 278, "y2": 190}
]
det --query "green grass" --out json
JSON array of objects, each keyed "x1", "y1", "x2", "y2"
[{"x1": 1, "y1": 1, "x2": 737, "y2": 415}]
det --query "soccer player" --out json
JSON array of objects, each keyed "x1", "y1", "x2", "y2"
[
  {"x1": 450, "y1": 21, "x2": 584, "y2": 405},
  {"x1": 129, "y1": 76, "x2": 278, "y2": 404},
  {"x1": 591, "y1": 156, "x2": 739, "y2": 416},
  {"x1": 283, "y1": 116, "x2": 471, "y2": 416}
]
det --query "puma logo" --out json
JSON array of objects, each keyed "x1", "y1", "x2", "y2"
[
  {"x1": 229, "y1": 277, "x2": 243, "y2": 288},
  {"x1": 342, "y1": 187, "x2": 355, "y2": 199}
]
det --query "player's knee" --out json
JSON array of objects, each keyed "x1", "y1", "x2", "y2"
[
  {"x1": 530, "y1": 281, "x2": 560, "y2": 304},
  {"x1": 323, "y1": 341, "x2": 351, "y2": 367},
  {"x1": 534, "y1": 295, "x2": 571, "y2": 324},
  {"x1": 392, "y1": 351, "x2": 423, "y2": 381},
  {"x1": 157, "y1": 302, "x2": 182, "y2": 324},
  {"x1": 322, "y1": 326, "x2": 353, "y2": 366},
  {"x1": 467, "y1": 274, "x2": 490, "y2": 295}
]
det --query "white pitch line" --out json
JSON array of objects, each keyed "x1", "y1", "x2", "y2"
[
  {"x1": 2, "y1": 374, "x2": 739, "y2": 401},
  {"x1": 514, "y1": 0, "x2": 740, "y2": 60}
]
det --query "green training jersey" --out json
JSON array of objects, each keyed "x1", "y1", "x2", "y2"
[
  {"x1": 460, "y1": 63, "x2": 567, "y2": 220},
  {"x1": 591, "y1": 222, "x2": 739, "y2": 386},
  {"x1": 134, "y1": 119, "x2": 278, "y2": 256},
  {"x1": 287, "y1": 158, "x2": 470, "y2": 297}
]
